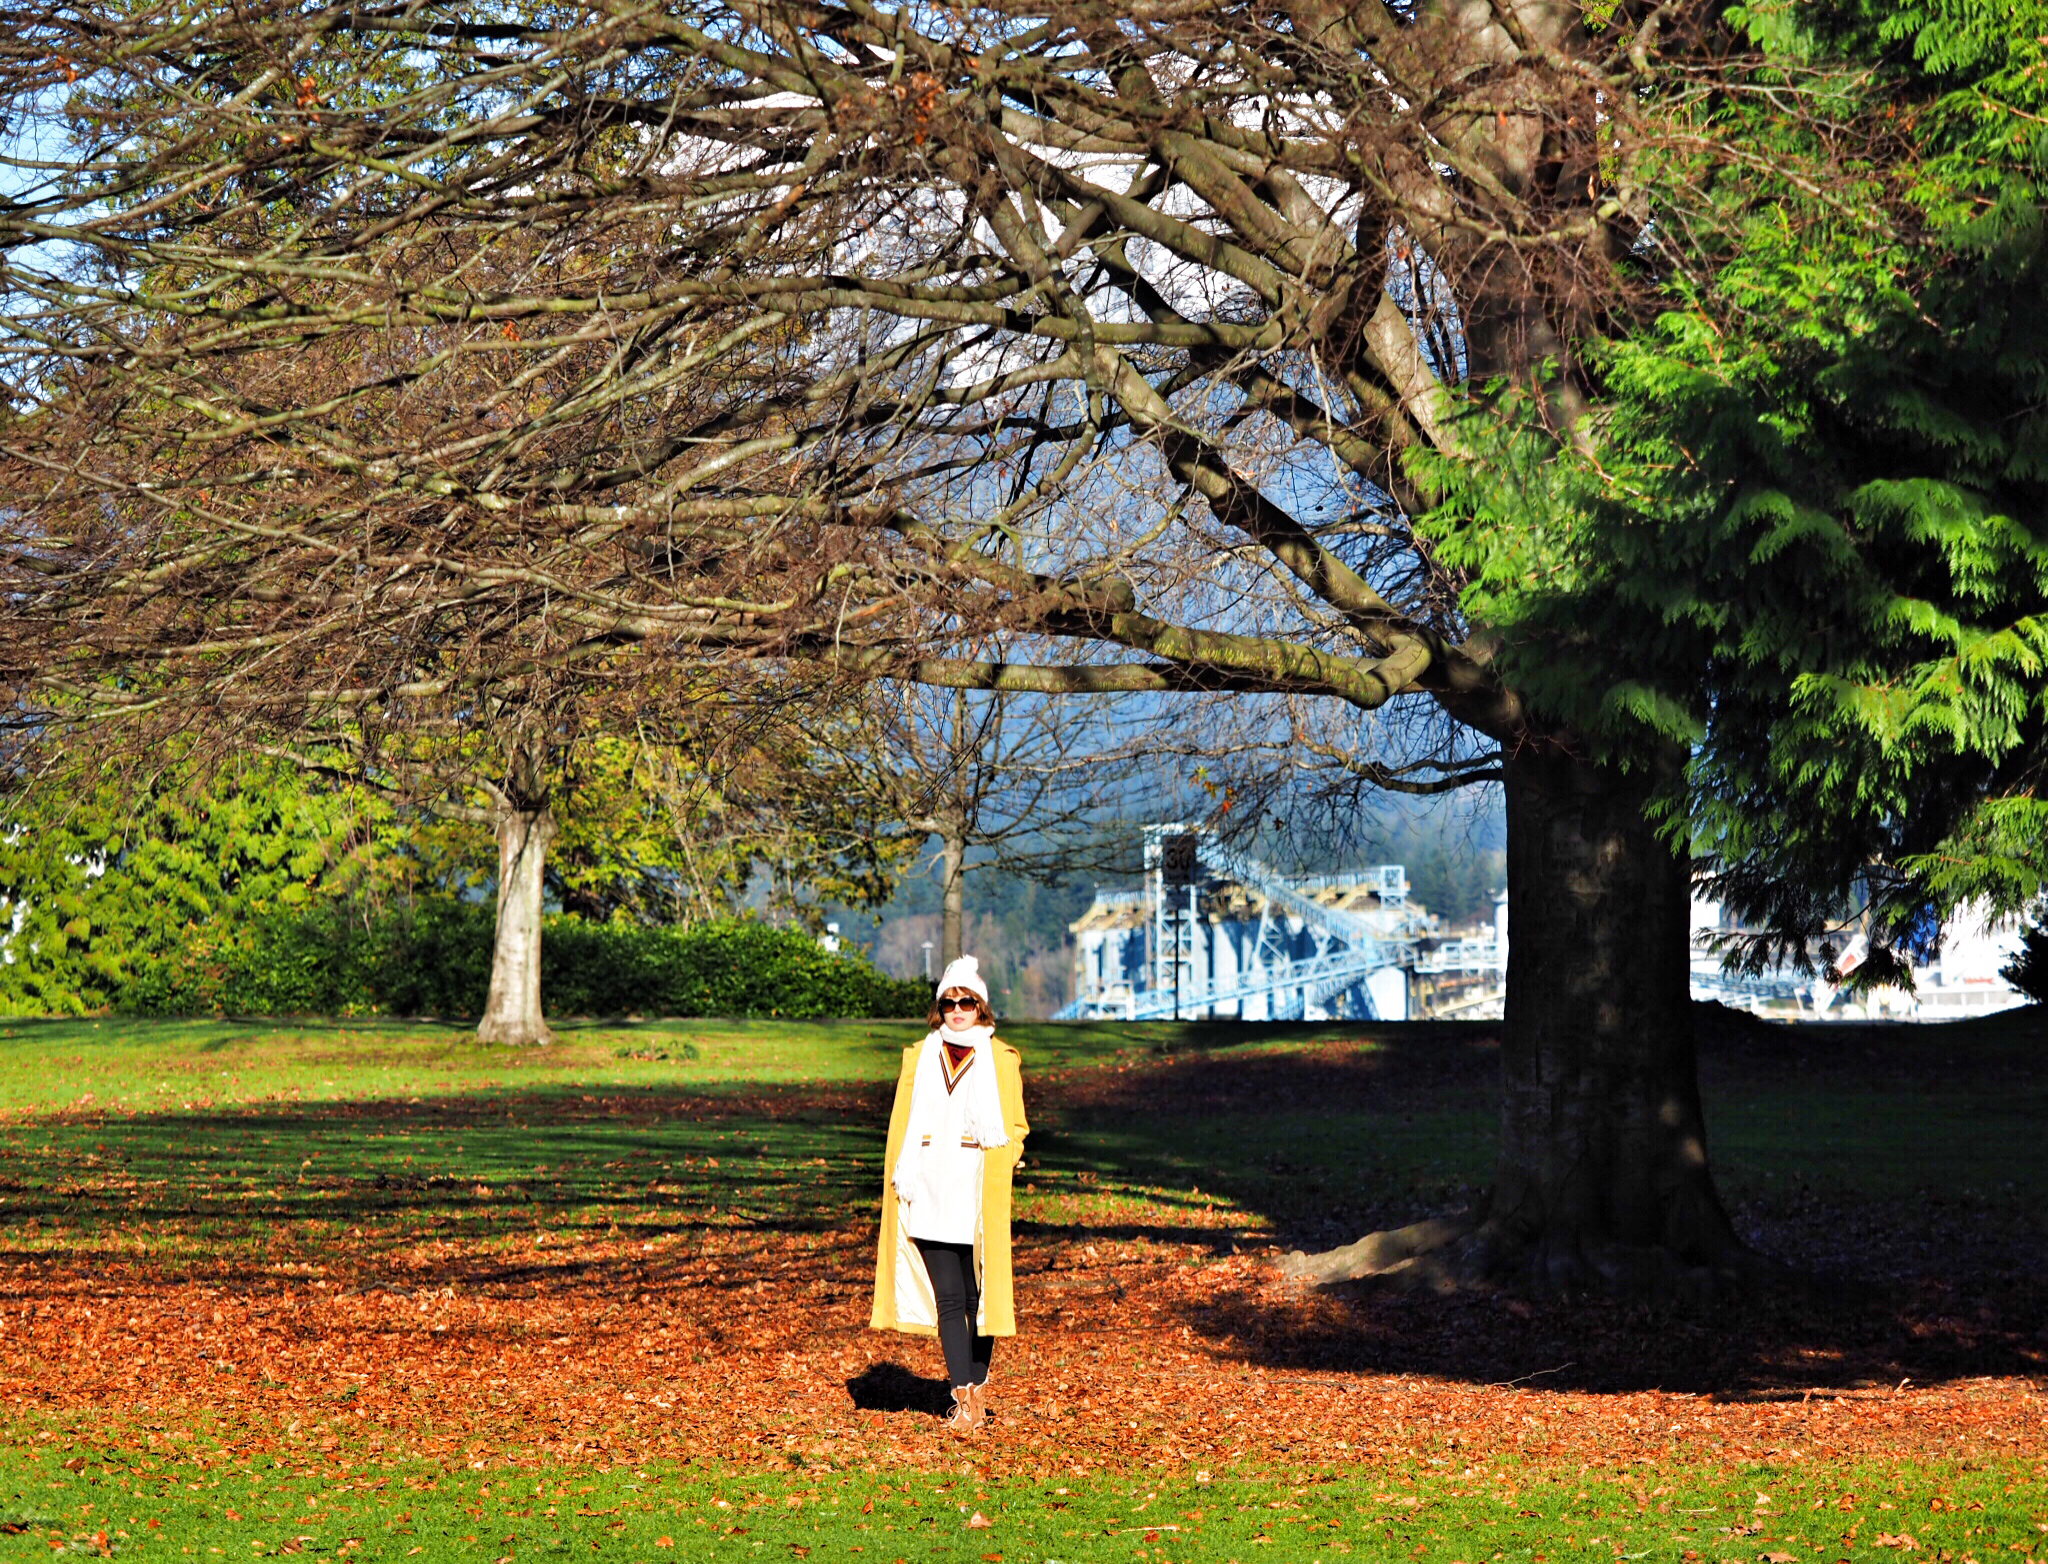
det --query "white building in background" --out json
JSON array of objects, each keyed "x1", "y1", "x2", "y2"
[
  {"x1": 1688, "y1": 892, "x2": 2032, "y2": 1021},
  {"x1": 1922, "y1": 905, "x2": 2032, "y2": 1018},
  {"x1": 1069, "y1": 842, "x2": 2031, "y2": 1025},
  {"x1": 1060, "y1": 828, "x2": 1506, "y2": 1022},
  {"x1": 1068, "y1": 872, "x2": 1435, "y2": 1021}
]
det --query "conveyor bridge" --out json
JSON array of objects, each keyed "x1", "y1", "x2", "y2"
[{"x1": 1056, "y1": 824, "x2": 1504, "y2": 1022}]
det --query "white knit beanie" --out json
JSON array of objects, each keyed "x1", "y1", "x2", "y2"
[{"x1": 935, "y1": 954, "x2": 990, "y2": 1005}]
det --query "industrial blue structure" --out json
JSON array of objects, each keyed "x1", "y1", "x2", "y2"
[
  {"x1": 1055, "y1": 828, "x2": 2029, "y2": 1023},
  {"x1": 1057, "y1": 824, "x2": 1507, "y2": 1022}
]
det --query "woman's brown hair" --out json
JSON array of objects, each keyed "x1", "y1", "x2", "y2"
[{"x1": 928, "y1": 989, "x2": 996, "y2": 1030}]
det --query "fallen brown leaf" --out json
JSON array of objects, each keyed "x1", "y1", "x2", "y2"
[{"x1": 11, "y1": 1042, "x2": 2047, "y2": 1481}]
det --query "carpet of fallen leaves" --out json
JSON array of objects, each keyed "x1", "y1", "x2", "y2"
[{"x1": 6, "y1": 1036, "x2": 2047, "y2": 1478}]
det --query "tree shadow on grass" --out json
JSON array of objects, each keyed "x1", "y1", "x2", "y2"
[
  {"x1": 1021, "y1": 1024, "x2": 1503, "y2": 1259},
  {"x1": 10, "y1": 1014, "x2": 2048, "y2": 1401},
  {"x1": 0, "y1": 1081, "x2": 897, "y2": 1284},
  {"x1": 1171, "y1": 1266, "x2": 2048, "y2": 1398},
  {"x1": 1091, "y1": 1014, "x2": 2048, "y2": 1399}
]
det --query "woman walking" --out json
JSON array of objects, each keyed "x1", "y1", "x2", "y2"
[{"x1": 871, "y1": 955, "x2": 1029, "y2": 1436}]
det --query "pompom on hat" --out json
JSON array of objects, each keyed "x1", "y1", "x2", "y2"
[{"x1": 935, "y1": 954, "x2": 990, "y2": 1005}]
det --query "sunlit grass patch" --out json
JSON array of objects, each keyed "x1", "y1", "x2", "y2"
[
  {"x1": 0, "y1": 1016, "x2": 1379, "y2": 1121},
  {"x1": 0, "y1": 1017, "x2": 1395, "y2": 1269},
  {"x1": 8, "y1": 1442, "x2": 2043, "y2": 1562},
  {"x1": 5, "y1": 1011, "x2": 2047, "y2": 1277}
]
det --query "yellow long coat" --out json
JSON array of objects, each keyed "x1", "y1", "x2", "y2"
[{"x1": 870, "y1": 1037, "x2": 1029, "y2": 1337}]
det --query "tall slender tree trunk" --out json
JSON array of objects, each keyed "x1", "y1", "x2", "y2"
[
  {"x1": 1288, "y1": 746, "x2": 1760, "y2": 1295},
  {"x1": 476, "y1": 780, "x2": 557, "y2": 1048},
  {"x1": 940, "y1": 828, "x2": 966, "y2": 968},
  {"x1": 938, "y1": 686, "x2": 972, "y2": 971}
]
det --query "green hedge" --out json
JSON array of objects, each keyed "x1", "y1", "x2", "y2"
[{"x1": 122, "y1": 904, "x2": 928, "y2": 1020}]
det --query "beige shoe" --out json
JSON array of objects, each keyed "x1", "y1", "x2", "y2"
[
  {"x1": 941, "y1": 1386, "x2": 978, "y2": 1438},
  {"x1": 966, "y1": 1378, "x2": 990, "y2": 1429}
]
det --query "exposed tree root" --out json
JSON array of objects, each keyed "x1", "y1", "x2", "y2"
[{"x1": 1279, "y1": 1211, "x2": 1797, "y2": 1302}]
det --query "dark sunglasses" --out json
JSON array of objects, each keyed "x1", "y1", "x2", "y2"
[{"x1": 940, "y1": 996, "x2": 980, "y2": 1011}]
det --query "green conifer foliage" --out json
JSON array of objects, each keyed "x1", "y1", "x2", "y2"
[{"x1": 1415, "y1": 0, "x2": 2048, "y2": 973}]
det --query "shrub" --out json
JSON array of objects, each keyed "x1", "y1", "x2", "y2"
[
  {"x1": 121, "y1": 904, "x2": 926, "y2": 1020},
  {"x1": 123, "y1": 901, "x2": 494, "y2": 1018},
  {"x1": 541, "y1": 917, "x2": 929, "y2": 1019}
]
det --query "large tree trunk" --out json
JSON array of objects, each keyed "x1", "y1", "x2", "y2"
[
  {"x1": 476, "y1": 789, "x2": 557, "y2": 1047},
  {"x1": 939, "y1": 828, "x2": 966, "y2": 968},
  {"x1": 1286, "y1": 747, "x2": 1764, "y2": 1296}
]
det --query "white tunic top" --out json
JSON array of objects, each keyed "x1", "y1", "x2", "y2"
[{"x1": 900, "y1": 1074, "x2": 986, "y2": 1245}]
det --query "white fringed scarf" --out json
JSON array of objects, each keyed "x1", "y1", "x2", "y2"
[{"x1": 890, "y1": 1023, "x2": 1010, "y2": 1204}]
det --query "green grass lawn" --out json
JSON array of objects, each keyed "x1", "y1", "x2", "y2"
[
  {"x1": 0, "y1": 1014, "x2": 1378, "y2": 1113},
  {"x1": 15, "y1": 1010, "x2": 2042, "y2": 1227},
  {"x1": 0, "y1": 1015, "x2": 1439, "y2": 1266},
  {"x1": 10, "y1": 1449, "x2": 2042, "y2": 1561},
  {"x1": 3, "y1": 1009, "x2": 2045, "y2": 1560}
]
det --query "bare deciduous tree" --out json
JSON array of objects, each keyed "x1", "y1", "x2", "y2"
[
  {"x1": 823, "y1": 678, "x2": 1170, "y2": 969},
  {"x1": 0, "y1": 0, "x2": 1824, "y2": 1287}
]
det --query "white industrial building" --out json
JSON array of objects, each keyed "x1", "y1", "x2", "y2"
[
  {"x1": 1689, "y1": 894, "x2": 2032, "y2": 1020},
  {"x1": 1061, "y1": 826, "x2": 2032, "y2": 1025},
  {"x1": 1058, "y1": 826, "x2": 1504, "y2": 1022}
]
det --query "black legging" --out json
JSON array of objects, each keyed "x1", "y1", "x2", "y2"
[{"x1": 913, "y1": 1238, "x2": 993, "y2": 1389}]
